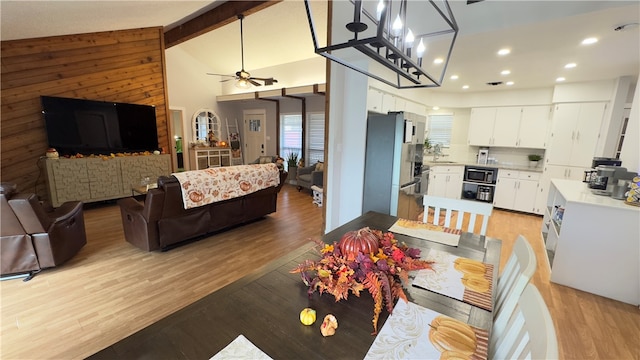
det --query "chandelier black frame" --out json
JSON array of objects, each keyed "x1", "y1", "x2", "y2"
[{"x1": 304, "y1": 0, "x2": 459, "y2": 89}]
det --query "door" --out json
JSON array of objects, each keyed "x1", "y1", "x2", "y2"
[
  {"x1": 492, "y1": 106, "x2": 521, "y2": 147},
  {"x1": 519, "y1": 106, "x2": 551, "y2": 149},
  {"x1": 514, "y1": 179, "x2": 539, "y2": 213},
  {"x1": 468, "y1": 108, "x2": 496, "y2": 146},
  {"x1": 570, "y1": 102, "x2": 606, "y2": 167},
  {"x1": 547, "y1": 104, "x2": 580, "y2": 166},
  {"x1": 243, "y1": 110, "x2": 266, "y2": 163},
  {"x1": 494, "y1": 177, "x2": 517, "y2": 209},
  {"x1": 169, "y1": 108, "x2": 186, "y2": 171}
]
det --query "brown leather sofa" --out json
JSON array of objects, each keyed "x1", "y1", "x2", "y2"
[
  {"x1": 1, "y1": 183, "x2": 87, "y2": 280},
  {"x1": 118, "y1": 170, "x2": 288, "y2": 251}
]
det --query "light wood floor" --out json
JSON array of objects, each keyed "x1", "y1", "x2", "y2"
[{"x1": 1, "y1": 185, "x2": 638, "y2": 359}]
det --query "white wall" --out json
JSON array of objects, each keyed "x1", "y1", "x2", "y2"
[
  {"x1": 325, "y1": 62, "x2": 369, "y2": 232},
  {"x1": 620, "y1": 81, "x2": 640, "y2": 174},
  {"x1": 165, "y1": 47, "x2": 223, "y2": 149}
]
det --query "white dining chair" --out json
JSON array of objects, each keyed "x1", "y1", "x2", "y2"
[
  {"x1": 492, "y1": 235, "x2": 537, "y2": 340},
  {"x1": 489, "y1": 283, "x2": 558, "y2": 360},
  {"x1": 422, "y1": 195, "x2": 493, "y2": 236}
]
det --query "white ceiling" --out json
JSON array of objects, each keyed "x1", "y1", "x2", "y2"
[{"x1": 1, "y1": 0, "x2": 638, "y2": 94}]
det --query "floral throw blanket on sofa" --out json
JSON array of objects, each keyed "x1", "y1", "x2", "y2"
[{"x1": 172, "y1": 163, "x2": 281, "y2": 209}]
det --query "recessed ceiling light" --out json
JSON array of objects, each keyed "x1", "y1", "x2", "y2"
[
  {"x1": 450, "y1": 75, "x2": 459, "y2": 80},
  {"x1": 501, "y1": 70, "x2": 511, "y2": 75},
  {"x1": 506, "y1": 81, "x2": 514, "y2": 86},
  {"x1": 462, "y1": 85, "x2": 469, "y2": 89},
  {"x1": 432, "y1": 106, "x2": 440, "y2": 110},
  {"x1": 564, "y1": 63, "x2": 577, "y2": 69},
  {"x1": 497, "y1": 48, "x2": 511, "y2": 56},
  {"x1": 556, "y1": 77, "x2": 566, "y2": 82},
  {"x1": 581, "y1": 37, "x2": 598, "y2": 45},
  {"x1": 433, "y1": 58, "x2": 444, "y2": 64}
]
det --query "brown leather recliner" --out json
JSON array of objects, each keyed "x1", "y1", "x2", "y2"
[
  {"x1": 1, "y1": 183, "x2": 87, "y2": 280},
  {"x1": 1, "y1": 183, "x2": 40, "y2": 279}
]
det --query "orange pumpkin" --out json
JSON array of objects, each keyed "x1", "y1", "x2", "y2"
[{"x1": 338, "y1": 227, "x2": 379, "y2": 259}]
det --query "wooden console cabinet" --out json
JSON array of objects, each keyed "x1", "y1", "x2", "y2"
[
  {"x1": 44, "y1": 155, "x2": 171, "y2": 207},
  {"x1": 189, "y1": 147, "x2": 231, "y2": 170}
]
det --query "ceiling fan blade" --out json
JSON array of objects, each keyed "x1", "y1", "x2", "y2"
[
  {"x1": 248, "y1": 79, "x2": 262, "y2": 87},
  {"x1": 250, "y1": 77, "x2": 278, "y2": 86},
  {"x1": 207, "y1": 73, "x2": 235, "y2": 78}
]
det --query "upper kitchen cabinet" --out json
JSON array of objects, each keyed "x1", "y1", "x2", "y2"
[
  {"x1": 468, "y1": 106, "x2": 551, "y2": 148},
  {"x1": 366, "y1": 87, "x2": 426, "y2": 116},
  {"x1": 468, "y1": 108, "x2": 497, "y2": 146},
  {"x1": 546, "y1": 102, "x2": 606, "y2": 168},
  {"x1": 517, "y1": 106, "x2": 552, "y2": 148}
]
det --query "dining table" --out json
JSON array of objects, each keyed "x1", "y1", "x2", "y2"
[{"x1": 89, "y1": 211, "x2": 502, "y2": 359}]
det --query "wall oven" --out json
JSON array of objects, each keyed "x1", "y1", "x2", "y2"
[{"x1": 464, "y1": 166, "x2": 497, "y2": 184}]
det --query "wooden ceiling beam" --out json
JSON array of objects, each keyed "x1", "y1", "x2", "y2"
[{"x1": 164, "y1": 1, "x2": 281, "y2": 49}]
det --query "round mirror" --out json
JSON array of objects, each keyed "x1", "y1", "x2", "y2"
[{"x1": 192, "y1": 108, "x2": 220, "y2": 145}]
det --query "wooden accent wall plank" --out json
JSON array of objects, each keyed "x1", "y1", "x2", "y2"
[{"x1": 1, "y1": 27, "x2": 171, "y2": 200}]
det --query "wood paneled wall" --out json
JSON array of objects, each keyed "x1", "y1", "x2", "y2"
[{"x1": 1, "y1": 27, "x2": 171, "y2": 199}]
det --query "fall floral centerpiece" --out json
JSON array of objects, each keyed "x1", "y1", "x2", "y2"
[{"x1": 290, "y1": 227, "x2": 433, "y2": 334}]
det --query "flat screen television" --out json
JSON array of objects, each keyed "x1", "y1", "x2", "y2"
[{"x1": 41, "y1": 96, "x2": 159, "y2": 156}]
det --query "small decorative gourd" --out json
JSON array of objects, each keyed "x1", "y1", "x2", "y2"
[
  {"x1": 338, "y1": 227, "x2": 379, "y2": 259},
  {"x1": 320, "y1": 314, "x2": 338, "y2": 337},
  {"x1": 299, "y1": 308, "x2": 316, "y2": 325}
]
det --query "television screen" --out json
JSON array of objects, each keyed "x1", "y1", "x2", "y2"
[{"x1": 41, "y1": 96, "x2": 159, "y2": 156}]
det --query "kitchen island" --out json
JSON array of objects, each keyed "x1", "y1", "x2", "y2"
[{"x1": 542, "y1": 179, "x2": 639, "y2": 305}]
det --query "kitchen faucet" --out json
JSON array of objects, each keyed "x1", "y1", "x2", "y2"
[{"x1": 432, "y1": 143, "x2": 447, "y2": 161}]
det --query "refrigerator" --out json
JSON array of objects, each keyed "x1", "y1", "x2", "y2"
[{"x1": 363, "y1": 111, "x2": 426, "y2": 217}]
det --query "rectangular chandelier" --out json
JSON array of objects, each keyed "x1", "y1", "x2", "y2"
[{"x1": 304, "y1": 0, "x2": 459, "y2": 89}]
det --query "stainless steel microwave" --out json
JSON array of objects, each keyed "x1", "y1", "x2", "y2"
[{"x1": 465, "y1": 167, "x2": 497, "y2": 184}]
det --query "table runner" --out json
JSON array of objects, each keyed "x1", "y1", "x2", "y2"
[
  {"x1": 172, "y1": 163, "x2": 280, "y2": 209},
  {"x1": 412, "y1": 249, "x2": 494, "y2": 311},
  {"x1": 209, "y1": 335, "x2": 272, "y2": 360},
  {"x1": 388, "y1": 218, "x2": 462, "y2": 247},
  {"x1": 365, "y1": 300, "x2": 488, "y2": 360}
]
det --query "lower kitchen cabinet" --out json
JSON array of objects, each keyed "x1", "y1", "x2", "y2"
[
  {"x1": 493, "y1": 170, "x2": 540, "y2": 213},
  {"x1": 541, "y1": 179, "x2": 639, "y2": 305},
  {"x1": 427, "y1": 165, "x2": 464, "y2": 199}
]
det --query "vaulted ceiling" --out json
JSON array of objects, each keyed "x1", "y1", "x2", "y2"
[{"x1": 1, "y1": 0, "x2": 638, "y2": 93}]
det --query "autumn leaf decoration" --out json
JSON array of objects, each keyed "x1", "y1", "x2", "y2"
[{"x1": 290, "y1": 229, "x2": 433, "y2": 334}]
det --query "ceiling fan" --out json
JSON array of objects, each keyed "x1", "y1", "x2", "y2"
[{"x1": 207, "y1": 14, "x2": 278, "y2": 88}]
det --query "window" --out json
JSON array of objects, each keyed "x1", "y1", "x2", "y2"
[
  {"x1": 307, "y1": 113, "x2": 325, "y2": 164},
  {"x1": 427, "y1": 114, "x2": 453, "y2": 147},
  {"x1": 280, "y1": 114, "x2": 302, "y2": 163}
]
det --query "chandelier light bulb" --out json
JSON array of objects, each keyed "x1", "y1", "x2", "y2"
[
  {"x1": 392, "y1": 14, "x2": 403, "y2": 37},
  {"x1": 405, "y1": 29, "x2": 414, "y2": 45},
  {"x1": 376, "y1": 0, "x2": 384, "y2": 21},
  {"x1": 416, "y1": 38, "x2": 426, "y2": 58}
]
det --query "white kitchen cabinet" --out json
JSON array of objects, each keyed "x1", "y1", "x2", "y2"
[
  {"x1": 468, "y1": 106, "x2": 550, "y2": 149},
  {"x1": 493, "y1": 170, "x2": 540, "y2": 213},
  {"x1": 467, "y1": 108, "x2": 496, "y2": 146},
  {"x1": 382, "y1": 92, "x2": 396, "y2": 113},
  {"x1": 541, "y1": 179, "x2": 640, "y2": 305},
  {"x1": 492, "y1": 107, "x2": 521, "y2": 147},
  {"x1": 546, "y1": 102, "x2": 606, "y2": 167},
  {"x1": 427, "y1": 165, "x2": 464, "y2": 199},
  {"x1": 518, "y1": 106, "x2": 552, "y2": 148}
]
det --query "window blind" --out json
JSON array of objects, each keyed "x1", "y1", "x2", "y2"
[{"x1": 427, "y1": 114, "x2": 453, "y2": 147}]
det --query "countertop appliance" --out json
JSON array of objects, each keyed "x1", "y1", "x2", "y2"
[
  {"x1": 590, "y1": 165, "x2": 635, "y2": 196},
  {"x1": 363, "y1": 111, "x2": 426, "y2": 218},
  {"x1": 464, "y1": 166, "x2": 497, "y2": 184},
  {"x1": 584, "y1": 157, "x2": 623, "y2": 184},
  {"x1": 477, "y1": 148, "x2": 489, "y2": 165}
]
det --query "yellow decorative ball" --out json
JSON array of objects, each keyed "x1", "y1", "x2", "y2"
[{"x1": 299, "y1": 308, "x2": 316, "y2": 326}]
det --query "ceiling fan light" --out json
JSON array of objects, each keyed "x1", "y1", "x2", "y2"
[{"x1": 236, "y1": 78, "x2": 251, "y2": 89}]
